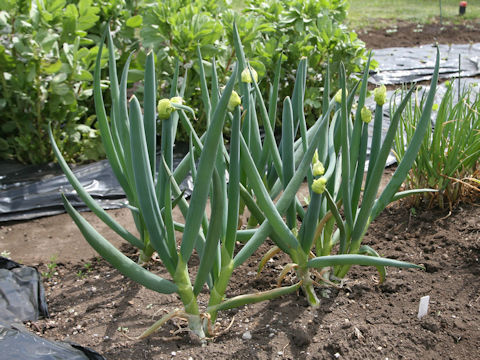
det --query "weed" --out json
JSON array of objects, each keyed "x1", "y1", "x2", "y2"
[
  {"x1": 42, "y1": 255, "x2": 58, "y2": 279},
  {"x1": 76, "y1": 262, "x2": 93, "y2": 279}
]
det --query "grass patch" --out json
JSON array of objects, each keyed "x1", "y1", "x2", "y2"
[{"x1": 347, "y1": 0, "x2": 480, "y2": 28}]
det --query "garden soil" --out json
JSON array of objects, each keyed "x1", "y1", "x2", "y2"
[
  {"x1": 1, "y1": 21, "x2": 479, "y2": 359},
  {"x1": 356, "y1": 19, "x2": 480, "y2": 49}
]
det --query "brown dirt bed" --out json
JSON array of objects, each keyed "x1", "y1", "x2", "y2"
[
  {"x1": 1, "y1": 194, "x2": 479, "y2": 359},
  {"x1": 357, "y1": 19, "x2": 480, "y2": 49}
]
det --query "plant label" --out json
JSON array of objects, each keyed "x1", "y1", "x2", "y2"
[{"x1": 417, "y1": 295, "x2": 430, "y2": 319}]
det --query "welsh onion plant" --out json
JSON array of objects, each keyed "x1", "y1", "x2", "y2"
[
  {"x1": 49, "y1": 24, "x2": 327, "y2": 339},
  {"x1": 225, "y1": 30, "x2": 440, "y2": 307},
  {"x1": 393, "y1": 81, "x2": 480, "y2": 209}
]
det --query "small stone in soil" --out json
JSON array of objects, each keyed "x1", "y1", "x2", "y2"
[
  {"x1": 342, "y1": 319, "x2": 351, "y2": 328},
  {"x1": 242, "y1": 331, "x2": 252, "y2": 340}
]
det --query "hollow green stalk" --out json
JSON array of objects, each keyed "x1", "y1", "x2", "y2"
[
  {"x1": 173, "y1": 256, "x2": 204, "y2": 339},
  {"x1": 289, "y1": 247, "x2": 320, "y2": 307},
  {"x1": 207, "y1": 247, "x2": 234, "y2": 323}
]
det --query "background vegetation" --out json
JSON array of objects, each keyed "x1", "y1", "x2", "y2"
[
  {"x1": 0, "y1": 0, "x2": 144, "y2": 164},
  {"x1": 393, "y1": 82, "x2": 480, "y2": 209},
  {"x1": 0, "y1": 0, "x2": 367, "y2": 164}
]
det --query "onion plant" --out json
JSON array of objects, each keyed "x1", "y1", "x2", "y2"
[
  {"x1": 393, "y1": 81, "x2": 480, "y2": 209},
  {"x1": 234, "y1": 39, "x2": 441, "y2": 306},
  {"x1": 49, "y1": 25, "x2": 328, "y2": 339},
  {"x1": 50, "y1": 22, "x2": 441, "y2": 337}
]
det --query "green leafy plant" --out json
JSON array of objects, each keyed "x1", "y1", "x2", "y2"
[
  {"x1": 76, "y1": 261, "x2": 93, "y2": 279},
  {"x1": 86, "y1": 0, "x2": 151, "y2": 85},
  {"x1": 0, "y1": 0, "x2": 149, "y2": 164},
  {"x1": 3, "y1": 0, "x2": 367, "y2": 164},
  {"x1": 50, "y1": 25, "x2": 317, "y2": 339},
  {"x1": 141, "y1": 0, "x2": 369, "y2": 130},
  {"x1": 42, "y1": 255, "x2": 58, "y2": 279},
  {"x1": 141, "y1": 0, "x2": 226, "y2": 64},
  {"x1": 0, "y1": 0, "x2": 107, "y2": 163},
  {"x1": 233, "y1": 39, "x2": 440, "y2": 306},
  {"x1": 140, "y1": 0, "x2": 229, "y2": 134},
  {"x1": 242, "y1": 0, "x2": 370, "y2": 119},
  {"x1": 50, "y1": 21, "x2": 433, "y2": 338},
  {"x1": 393, "y1": 81, "x2": 480, "y2": 209}
]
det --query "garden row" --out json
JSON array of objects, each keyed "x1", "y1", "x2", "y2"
[
  {"x1": 50, "y1": 23, "x2": 445, "y2": 339},
  {"x1": 3, "y1": 0, "x2": 479, "y2": 344}
]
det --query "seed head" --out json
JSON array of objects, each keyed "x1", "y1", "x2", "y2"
[
  {"x1": 170, "y1": 96, "x2": 183, "y2": 105},
  {"x1": 334, "y1": 89, "x2": 347, "y2": 104},
  {"x1": 312, "y1": 150, "x2": 319, "y2": 165},
  {"x1": 312, "y1": 177, "x2": 327, "y2": 194},
  {"x1": 374, "y1": 85, "x2": 387, "y2": 106},
  {"x1": 241, "y1": 67, "x2": 258, "y2": 83},
  {"x1": 157, "y1": 99, "x2": 174, "y2": 119},
  {"x1": 313, "y1": 161, "x2": 325, "y2": 177},
  {"x1": 228, "y1": 90, "x2": 241, "y2": 111},
  {"x1": 361, "y1": 106, "x2": 372, "y2": 123}
]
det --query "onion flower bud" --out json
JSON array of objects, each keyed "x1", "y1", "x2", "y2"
[
  {"x1": 157, "y1": 99, "x2": 174, "y2": 119},
  {"x1": 313, "y1": 161, "x2": 325, "y2": 177},
  {"x1": 361, "y1": 106, "x2": 372, "y2": 123},
  {"x1": 312, "y1": 177, "x2": 327, "y2": 194},
  {"x1": 170, "y1": 96, "x2": 183, "y2": 105},
  {"x1": 334, "y1": 89, "x2": 347, "y2": 104},
  {"x1": 374, "y1": 85, "x2": 387, "y2": 106},
  {"x1": 312, "y1": 150, "x2": 319, "y2": 165},
  {"x1": 241, "y1": 67, "x2": 258, "y2": 83},
  {"x1": 228, "y1": 90, "x2": 241, "y2": 111}
]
